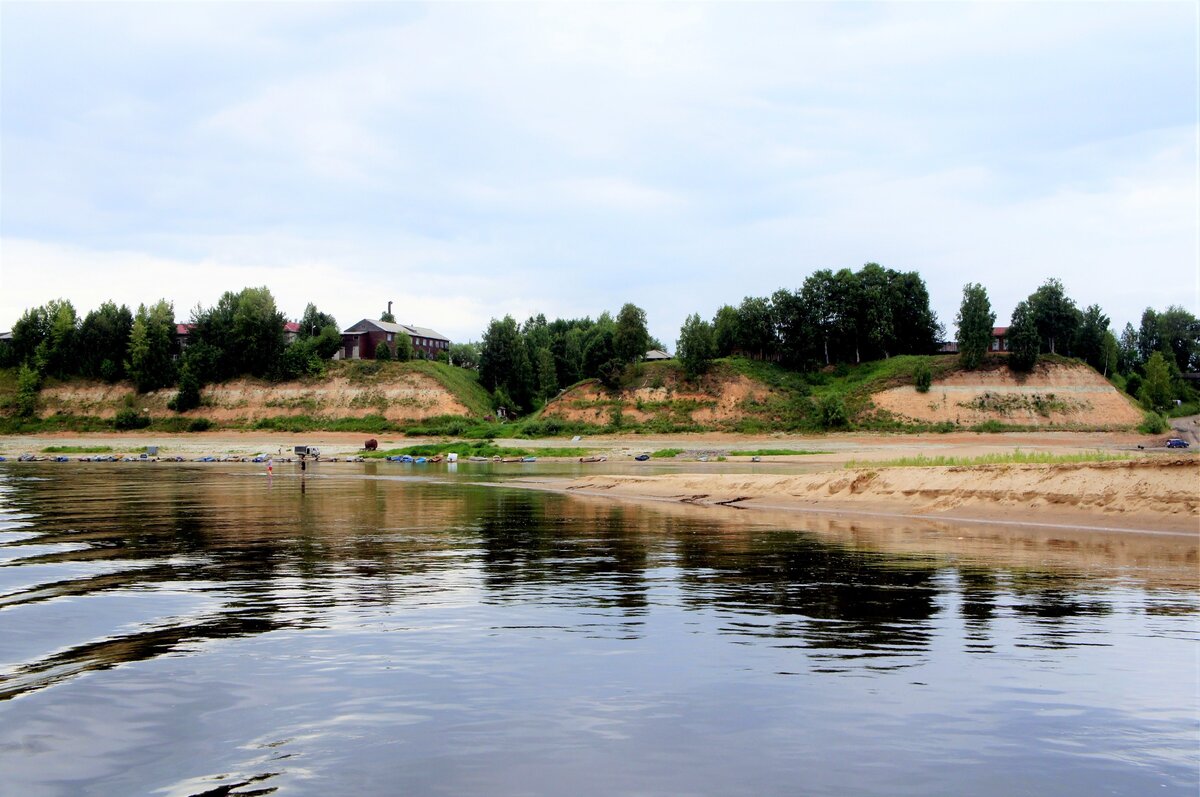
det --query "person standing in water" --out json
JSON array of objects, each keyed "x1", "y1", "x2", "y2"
[{"x1": 266, "y1": 457, "x2": 274, "y2": 477}]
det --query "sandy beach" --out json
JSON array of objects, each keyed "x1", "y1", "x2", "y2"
[
  {"x1": 3, "y1": 429, "x2": 1196, "y2": 535},
  {"x1": 516, "y1": 457, "x2": 1199, "y2": 535}
]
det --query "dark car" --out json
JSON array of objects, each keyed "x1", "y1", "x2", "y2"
[{"x1": 1165, "y1": 438, "x2": 1189, "y2": 449}]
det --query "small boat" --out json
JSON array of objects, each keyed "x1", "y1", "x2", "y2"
[
  {"x1": 579, "y1": 455, "x2": 607, "y2": 463},
  {"x1": 414, "y1": 457, "x2": 428, "y2": 464},
  {"x1": 634, "y1": 454, "x2": 650, "y2": 462},
  {"x1": 500, "y1": 457, "x2": 522, "y2": 463},
  {"x1": 467, "y1": 456, "x2": 488, "y2": 462},
  {"x1": 750, "y1": 456, "x2": 761, "y2": 462},
  {"x1": 430, "y1": 455, "x2": 444, "y2": 463},
  {"x1": 521, "y1": 456, "x2": 537, "y2": 463}
]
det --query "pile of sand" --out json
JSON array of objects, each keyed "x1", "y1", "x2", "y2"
[{"x1": 554, "y1": 458, "x2": 1199, "y2": 532}]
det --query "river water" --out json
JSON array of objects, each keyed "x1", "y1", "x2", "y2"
[{"x1": 0, "y1": 462, "x2": 1196, "y2": 796}]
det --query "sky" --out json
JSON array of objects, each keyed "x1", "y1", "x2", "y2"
[{"x1": 1, "y1": 2, "x2": 1197, "y2": 349}]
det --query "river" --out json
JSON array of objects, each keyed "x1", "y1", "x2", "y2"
[{"x1": 0, "y1": 462, "x2": 1195, "y2": 796}]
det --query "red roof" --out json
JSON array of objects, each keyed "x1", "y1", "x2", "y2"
[
  {"x1": 283, "y1": 322, "x2": 300, "y2": 333},
  {"x1": 992, "y1": 326, "x2": 1009, "y2": 337},
  {"x1": 176, "y1": 323, "x2": 195, "y2": 335}
]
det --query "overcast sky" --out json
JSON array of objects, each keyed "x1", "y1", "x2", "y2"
[{"x1": 1, "y1": 2, "x2": 1196, "y2": 348}]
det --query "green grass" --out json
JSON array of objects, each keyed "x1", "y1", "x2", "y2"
[
  {"x1": 651, "y1": 448, "x2": 683, "y2": 458},
  {"x1": 403, "y1": 360, "x2": 494, "y2": 417},
  {"x1": 42, "y1": 445, "x2": 114, "y2": 453},
  {"x1": 844, "y1": 450, "x2": 1137, "y2": 469},
  {"x1": 364, "y1": 441, "x2": 534, "y2": 459},
  {"x1": 729, "y1": 449, "x2": 825, "y2": 456}
]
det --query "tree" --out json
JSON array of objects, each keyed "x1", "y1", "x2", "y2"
[
  {"x1": 857, "y1": 263, "x2": 894, "y2": 359},
  {"x1": 613, "y1": 303, "x2": 650, "y2": 363},
  {"x1": 127, "y1": 300, "x2": 176, "y2": 392},
  {"x1": 956, "y1": 284, "x2": 995, "y2": 370},
  {"x1": 190, "y1": 287, "x2": 286, "y2": 379},
  {"x1": 712, "y1": 305, "x2": 740, "y2": 357},
  {"x1": 11, "y1": 299, "x2": 77, "y2": 376},
  {"x1": 375, "y1": 340, "x2": 393, "y2": 361},
  {"x1": 828, "y1": 268, "x2": 863, "y2": 363},
  {"x1": 1117, "y1": 323, "x2": 1140, "y2": 374},
  {"x1": 736, "y1": 296, "x2": 776, "y2": 360},
  {"x1": 888, "y1": 270, "x2": 942, "y2": 356},
  {"x1": 771, "y1": 288, "x2": 815, "y2": 370},
  {"x1": 1154, "y1": 305, "x2": 1200, "y2": 373},
  {"x1": 448, "y1": 342, "x2": 481, "y2": 369},
  {"x1": 169, "y1": 363, "x2": 202, "y2": 412},
  {"x1": 298, "y1": 303, "x2": 338, "y2": 340},
  {"x1": 15, "y1": 363, "x2": 40, "y2": 417},
  {"x1": 676, "y1": 313, "x2": 716, "y2": 378},
  {"x1": 1138, "y1": 351, "x2": 1173, "y2": 411},
  {"x1": 1028, "y1": 278, "x2": 1079, "y2": 355},
  {"x1": 1007, "y1": 300, "x2": 1040, "y2": 372},
  {"x1": 479, "y1": 316, "x2": 534, "y2": 411},
  {"x1": 1075, "y1": 304, "x2": 1110, "y2": 371},
  {"x1": 1137, "y1": 308, "x2": 1160, "y2": 364},
  {"x1": 78, "y1": 301, "x2": 133, "y2": 381},
  {"x1": 38, "y1": 300, "x2": 79, "y2": 378},
  {"x1": 534, "y1": 347, "x2": 557, "y2": 402},
  {"x1": 394, "y1": 332, "x2": 412, "y2": 362},
  {"x1": 799, "y1": 270, "x2": 837, "y2": 365},
  {"x1": 1099, "y1": 330, "x2": 1119, "y2": 378}
]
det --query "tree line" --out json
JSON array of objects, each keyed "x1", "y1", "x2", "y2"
[
  {"x1": 5, "y1": 268, "x2": 1197, "y2": 419},
  {"x1": 2, "y1": 288, "x2": 347, "y2": 414},
  {"x1": 476, "y1": 303, "x2": 659, "y2": 413},
  {"x1": 954, "y1": 278, "x2": 1198, "y2": 413},
  {"x1": 676, "y1": 263, "x2": 942, "y2": 378}
]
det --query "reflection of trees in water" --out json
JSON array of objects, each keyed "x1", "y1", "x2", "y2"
[
  {"x1": 0, "y1": 466, "x2": 489, "y2": 700},
  {"x1": 672, "y1": 529, "x2": 941, "y2": 666},
  {"x1": 474, "y1": 490, "x2": 653, "y2": 613},
  {"x1": 0, "y1": 466, "x2": 1179, "y2": 697}
]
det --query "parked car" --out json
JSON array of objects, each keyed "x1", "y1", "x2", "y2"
[
  {"x1": 1165, "y1": 438, "x2": 1189, "y2": 449},
  {"x1": 294, "y1": 445, "x2": 321, "y2": 459}
]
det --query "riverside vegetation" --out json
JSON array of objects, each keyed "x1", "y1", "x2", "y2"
[{"x1": 2, "y1": 270, "x2": 1196, "y2": 436}]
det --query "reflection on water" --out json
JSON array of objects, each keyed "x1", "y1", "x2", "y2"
[{"x1": 0, "y1": 464, "x2": 1196, "y2": 796}]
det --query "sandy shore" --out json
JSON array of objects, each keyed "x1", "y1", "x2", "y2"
[
  {"x1": 3, "y1": 429, "x2": 1195, "y2": 535},
  {"x1": 518, "y1": 458, "x2": 1200, "y2": 535}
]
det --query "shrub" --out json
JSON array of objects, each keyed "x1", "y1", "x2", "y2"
[
  {"x1": 15, "y1": 363, "x2": 41, "y2": 418},
  {"x1": 818, "y1": 395, "x2": 848, "y2": 428},
  {"x1": 114, "y1": 407, "x2": 151, "y2": 430},
  {"x1": 1124, "y1": 373, "x2": 1142, "y2": 398},
  {"x1": 169, "y1": 366, "x2": 202, "y2": 412},
  {"x1": 913, "y1": 361, "x2": 932, "y2": 393},
  {"x1": 375, "y1": 341, "x2": 392, "y2": 361},
  {"x1": 1137, "y1": 412, "x2": 1167, "y2": 435}
]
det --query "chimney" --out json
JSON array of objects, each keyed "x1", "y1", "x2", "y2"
[{"x1": 387, "y1": 300, "x2": 393, "y2": 317}]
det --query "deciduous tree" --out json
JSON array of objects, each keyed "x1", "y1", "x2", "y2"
[
  {"x1": 956, "y1": 284, "x2": 995, "y2": 370},
  {"x1": 676, "y1": 313, "x2": 716, "y2": 378}
]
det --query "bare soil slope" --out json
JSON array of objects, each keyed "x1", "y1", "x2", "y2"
[
  {"x1": 36, "y1": 366, "x2": 479, "y2": 423},
  {"x1": 872, "y1": 359, "x2": 1142, "y2": 428},
  {"x1": 542, "y1": 372, "x2": 774, "y2": 426}
]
